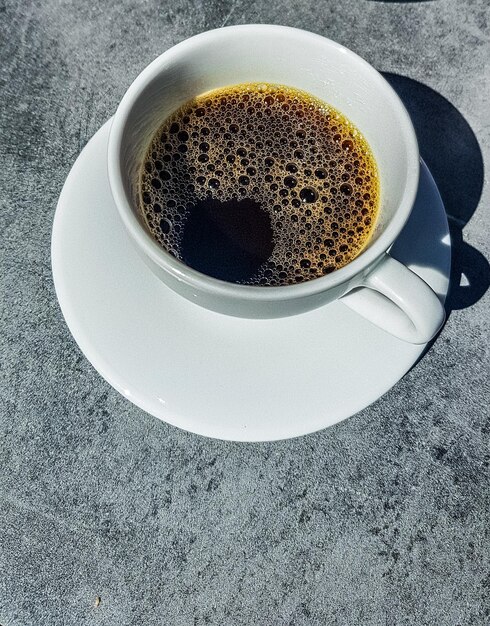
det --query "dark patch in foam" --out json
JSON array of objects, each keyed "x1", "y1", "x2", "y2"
[{"x1": 181, "y1": 198, "x2": 273, "y2": 283}]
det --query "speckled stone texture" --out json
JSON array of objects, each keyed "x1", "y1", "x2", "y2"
[{"x1": 0, "y1": 1, "x2": 489, "y2": 625}]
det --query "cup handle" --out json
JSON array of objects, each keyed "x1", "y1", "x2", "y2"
[{"x1": 340, "y1": 254, "x2": 445, "y2": 344}]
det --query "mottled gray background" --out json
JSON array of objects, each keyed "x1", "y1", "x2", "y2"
[{"x1": 1, "y1": 0, "x2": 489, "y2": 624}]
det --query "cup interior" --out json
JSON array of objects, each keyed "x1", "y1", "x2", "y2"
[{"x1": 110, "y1": 25, "x2": 419, "y2": 285}]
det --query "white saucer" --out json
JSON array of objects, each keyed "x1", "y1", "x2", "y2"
[{"x1": 52, "y1": 120, "x2": 451, "y2": 441}]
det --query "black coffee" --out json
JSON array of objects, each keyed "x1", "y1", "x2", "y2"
[{"x1": 139, "y1": 83, "x2": 379, "y2": 285}]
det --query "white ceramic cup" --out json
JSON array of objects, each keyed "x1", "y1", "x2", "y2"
[{"x1": 108, "y1": 24, "x2": 445, "y2": 344}]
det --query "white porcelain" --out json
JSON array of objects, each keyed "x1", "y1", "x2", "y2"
[
  {"x1": 52, "y1": 120, "x2": 450, "y2": 441},
  {"x1": 107, "y1": 24, "x2": 445, "y2": 343}
]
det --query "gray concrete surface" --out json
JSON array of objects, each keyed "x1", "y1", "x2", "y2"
[{"x1": 1, "y1": 1, "x2": 489, "y2": 624}]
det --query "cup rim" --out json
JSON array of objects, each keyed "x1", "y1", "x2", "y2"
[{"x1": 108, "y1": 24, "x2": 419, "y2": 302}]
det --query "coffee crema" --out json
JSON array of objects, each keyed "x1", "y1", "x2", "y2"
[{"x1": 139, "y1": 83, "x2": 379, "y2": 285}]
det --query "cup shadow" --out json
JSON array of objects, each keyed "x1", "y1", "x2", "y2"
[{"x1": 381, "y1": 72, "x2": 488, "y2": 314}]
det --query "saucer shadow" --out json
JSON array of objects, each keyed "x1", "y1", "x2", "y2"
[{"x1": 382, "y1": 72, "x2": 488, "y2": 314}]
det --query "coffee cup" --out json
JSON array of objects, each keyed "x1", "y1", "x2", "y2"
[{"x1": 108, "y1": 24, "x2": 445, "y2": 344}]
